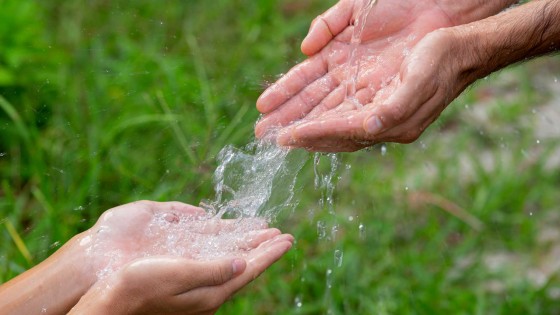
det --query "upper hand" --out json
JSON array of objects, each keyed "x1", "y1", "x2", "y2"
[{"x1": 255, "y1": 0, "x2": 454, "y2": 151}]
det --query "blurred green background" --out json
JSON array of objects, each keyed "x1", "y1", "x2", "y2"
[{"x1": 1, "y1": 0, "x2": 560, "y2": 314}]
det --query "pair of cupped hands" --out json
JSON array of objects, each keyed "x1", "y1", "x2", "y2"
[
  {"x1": 68, "y1": 201, "x2": 293, "y2": 314},
  {"x1": 255, "y1": 0, "x2": 508, "y2": 151}
]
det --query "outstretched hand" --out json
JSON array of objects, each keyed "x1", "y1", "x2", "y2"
[
  {"x1": 255, "y1": 0, "x2": 454, "y2": 151},
  {"x1": 80, "y1": 200, "x2": 283, "y2": 277},
  {"x1": 70, "y1": 234, "x2": 293, "y2": 314}
]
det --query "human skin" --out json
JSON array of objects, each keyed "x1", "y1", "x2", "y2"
[
  {"x1": 254, "y1": 0, "x2": 552, "y2": 152},
  {"x1": 0, "y1": 201, "x2": 293, "y2": 315}
]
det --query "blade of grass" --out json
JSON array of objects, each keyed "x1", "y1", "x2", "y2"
[
  {"x1": 0, "y1": 95, "x2": 32, "y2": 149},
  {"x1": 4, "y1": 220, "x2": 33, "y2": 266},
  {"x1": 186, "y1": 34, "x2": 217, "y2": 133},
  {"x1": 156, "y1": 91, "x2": 198, "y2": 164}
]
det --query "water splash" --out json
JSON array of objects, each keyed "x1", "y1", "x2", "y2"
[{"x1": 201, "y1": 139, "x2": 308, "y2": 220}]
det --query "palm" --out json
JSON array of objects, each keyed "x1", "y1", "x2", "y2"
[
  {"x1": 83, "y1": 201, "x2": 273, "y2": 276},
  {"x1": 255, "y1": 0, "x2": 453, "y2": 151}
]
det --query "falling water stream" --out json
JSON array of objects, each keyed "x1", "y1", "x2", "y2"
[{"x1": 346, "y1": 0, "x2": 378, "y2": 107}]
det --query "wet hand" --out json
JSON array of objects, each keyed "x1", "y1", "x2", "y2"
[
  {"x1": 255, "y1": 0, "x2": 454, "y2": 150},
  {"x1": 79, "y1": 200, "x2": 281, "y2": 277},
  {"x1": 70, "y1": 234, "x2": 294, "y2": 314},
  {"x1": 272, "y1": 29, "x2": 479, "y2": 151}
]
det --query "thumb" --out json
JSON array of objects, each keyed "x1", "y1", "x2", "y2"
[{"x1": 183, "y1": 258, "x2": 247, "y2": 289}]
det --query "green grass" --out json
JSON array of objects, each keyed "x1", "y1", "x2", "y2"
[{"x1": 1, "y1": 0, "x2": 560, "y2": 314}]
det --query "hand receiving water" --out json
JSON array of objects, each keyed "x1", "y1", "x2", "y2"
[
  {"x1": 70, "y1": 209, "x2": 293, "y2": 314},
  {"x1": 0, "y1": 200, "x2": 293, "y2": 315},
  {"x1": 80, "y1": 200, "x2": 289, "y2": 276},
  {"x1": 255, "y1": 0, "x2": 514, "y2": 152}
]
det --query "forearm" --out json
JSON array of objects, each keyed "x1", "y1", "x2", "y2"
[
  {"x1": 451, "y1": 0, "x2": 560, "y2": 82},
  {"x1": 438, "y1": 0, "x2": 520, "y2": 25},
  {"x1": 0, "y1": 234, "x2": 95, "y2": 315}
]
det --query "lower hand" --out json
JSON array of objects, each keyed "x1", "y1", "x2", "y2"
[{"x1": 70, "y1": 234, "x2": 294, "y2": 314}]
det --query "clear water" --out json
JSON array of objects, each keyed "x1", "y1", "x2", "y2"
[
  {"x1": 88, "y1": 138, "x2": 310, "y2": 279},
  {"x1": 201, "y1": 139, "x2": 308, "y2": 220},
  {"x1": 345, "y1": 0, "x2": 378, "y2": 107}
]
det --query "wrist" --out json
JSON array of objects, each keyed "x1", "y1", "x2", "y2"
[
  {"x1": 447, "y1": 0, "x2": 560, "y2": 81},
  {"x1": 436, "y1": 0, "x2": 519, "y2": 25},
  {"x1": 70, "y1": 268, "x2": 138, "y2": 315},
  {"x1": 0, "y1": 233, "x2": 96, "y2": 314}
]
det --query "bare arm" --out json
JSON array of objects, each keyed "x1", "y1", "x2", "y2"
[
  {"x1": 437, "y1": 0, "x2": 520, "y2": 25},
  {"x1": 455, "y1": 0, "x2": 560, "y2": 80},
  {"x1": 0, "y1": 235, "x2": 94, "y2": 315}
]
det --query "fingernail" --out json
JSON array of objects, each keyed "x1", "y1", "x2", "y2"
[
  {"x1": 232, "y1": 259, "x2": 246, "y2": 275},
  {"x1": 365, "y1": 115, "x2": 383, "y2": 134}
]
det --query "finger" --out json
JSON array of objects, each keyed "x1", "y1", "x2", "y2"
[
  {"x1": 256, "y1": 56, "x2": 328, "y2": 114},
  {"x1": 309, "y1": 86, "x2": 376, "y2": 119},
  {"x1": 180, "y1": 258, "x2": 246, "y2": 289},
  {"x1": 188, "y1": 217, "x2": 269, "y2": 234},
  {"x1": 362, "y1": 74, "x2": 438, "y2": 138},
  {"x1": 305, "y1": 84, "x2": 346, "y2": 119},
  {"x1": 372, "y1": 88, "x2": 445, "y2": 143},
  {"x1": 171, "y1": 234, "x2": 294, "y2": 312},
  {"x1": 255, "y1": 73, "x2": 340, "y2": 138},
  {"x1": 234, "y1": 228, "x2": 281, "y2": 250},
  {"x1": 276, "y1": 110, "x2": 369, "y2": 146},
  {"x1": 301, "y1": 0, "x2": 354, "y2": 56},
  {"x1": 303, "y1": 140, "x2": 367, "y2": 153}
]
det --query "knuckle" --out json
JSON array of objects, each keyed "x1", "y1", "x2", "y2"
[{"x1": 211, "y1": 266, "x2": 229, "y2": 285}]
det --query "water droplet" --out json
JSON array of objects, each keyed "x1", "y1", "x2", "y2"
[
  {"x1": 326, "y1": 269, "x2": 333, "y2": 288},
  {"x1": 294, "y1": 295, "x2": 303, "y2": 308},
  {"x1": 317, "y1": 221, "x2": 327, "y2": 239},
  {"x1": 359, "y1": 223, "x2": 366, "y2": 240},
  {"x1": 334, "y1": 249, "x2": 344, "y2": 267},
  {"x1": 331, "y1": 224, "x2": 339, "y2": 241}
]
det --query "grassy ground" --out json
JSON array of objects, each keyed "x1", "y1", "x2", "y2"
[{"x1": 1, "y1": 0, "x2": 560, "y2": 314}]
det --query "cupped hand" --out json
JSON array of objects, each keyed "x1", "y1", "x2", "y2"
[
  {"x1": 70, "y1": 233, "x2": 294, "y2": 315},
  {"x1": 273, "y1": 28, "x2": 480, "y2": 151},
  {"x1": 255, "y1": 0, "x2": 455, "y2": 149},
  {"x1": 79, "y1": 200, "x2": 279, "y2": 278}
]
